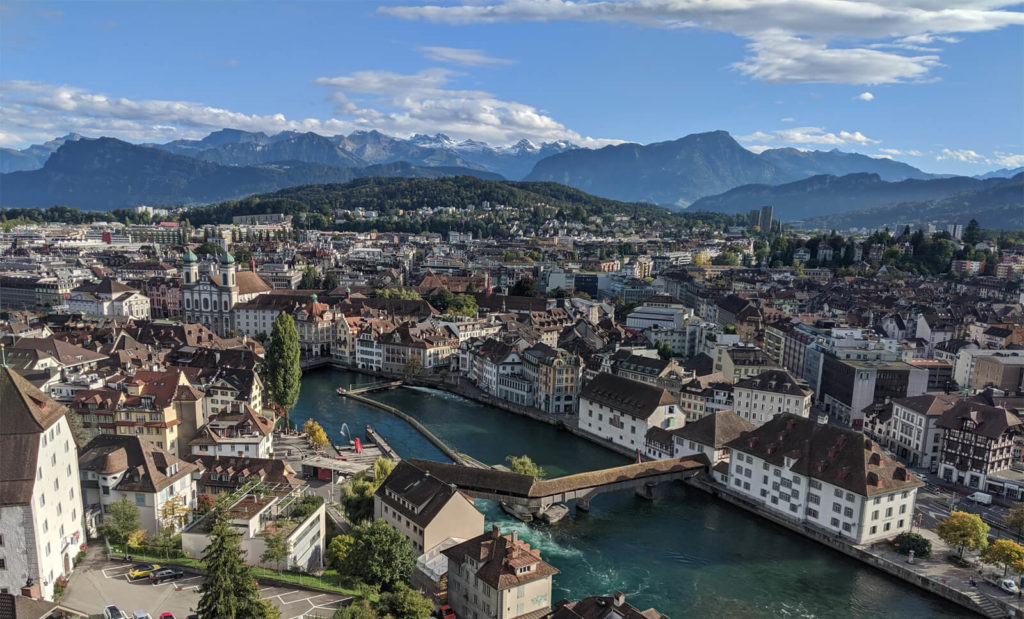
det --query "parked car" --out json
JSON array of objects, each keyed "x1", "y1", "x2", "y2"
[
  {"x1": 439, "y1": 604, "x2": 456, "y2": 619},
  {"x1": 133, "y1": 612, "x2": 153, "y2": 619},
  {"x1": 128, "y1": 563, "x2": 161, "y2": 580},
  {"x1": 1000, "y1": 578, "x2": 1020, "y2": 594},
  {"x1": 150, "y1": 568, "x2": 185, "y2": 584},
  {"x1": 160, "y1": 614, "x2": 176, "y2": 619},
  {"x1": 967, "y1": 492, "x2": 993, "y2": 505},
  {"x1": 103, "y1": 607, "x2": 128, "y2": 619}
]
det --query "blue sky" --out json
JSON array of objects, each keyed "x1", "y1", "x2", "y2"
[{"x1": 1, "y1": 0, "x2": 1022, "y2": 175}]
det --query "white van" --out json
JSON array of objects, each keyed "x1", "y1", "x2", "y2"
[{"x1": 967, "y1": 492, "x2": 993, "y2": 505}]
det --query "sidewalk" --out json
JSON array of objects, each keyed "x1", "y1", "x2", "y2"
[{"x1": 868, "y1": 527, "x2": 1024, "y2": 617}]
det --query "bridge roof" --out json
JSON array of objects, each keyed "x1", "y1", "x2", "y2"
[{"x1": 406, "y1": 456, "x2": 708, "y2": 499}]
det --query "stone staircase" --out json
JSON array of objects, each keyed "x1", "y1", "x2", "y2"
[{"x1": 966, "y1": 590, "x2": 1010, "y2": 618}]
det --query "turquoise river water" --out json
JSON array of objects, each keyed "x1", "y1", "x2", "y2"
[{"x1": 295, "y1": 368, "x2": 964, "y2": 618}]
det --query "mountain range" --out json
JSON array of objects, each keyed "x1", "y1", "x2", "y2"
[
  {"x1": 0, "y1": 137, "x2": 501, "y2": 211},
  {"x1": 1, "y1": 129, "x2": 1020, "y2": 224}
]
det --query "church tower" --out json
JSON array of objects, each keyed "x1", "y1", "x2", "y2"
[{"x1": 182, "y1": 248, "x2": 198, "y2": 285}]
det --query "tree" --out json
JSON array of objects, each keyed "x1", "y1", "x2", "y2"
[
  {"x1": 332, "y1": 598, "x2": 379, "y2": 619},
  {"x1": 261, "y1": 527, "x2": 291, "y2": 573},
  {"x1": 326, "y1": 533, "x2": 354, "y2": 573},
  {"x1": 982, "y1": 539, "x2": 1024, "y2": 577},
  {"x1": 712, "y1": 251, "x2": 740, "y2": 266},
  {"x1": 298, "y1": 266, "x2": 321, "y2": 290},
  {"x1": 506, "y1": 454, "x2": 546, "y2": 479},
  {"x1": 196, "y1": 494, "x2": 216, "y2": 515},
  {"x1": 267, "y1": 312, "x2": 302, "y2": 415},
  {"x1": 373, "y1": 457, "x2": 395, "y2": 484},
  {"x1": 303, "y1": 419, "x2": 329, "y2": 452},
  {"x1": 100, "y1": 496, "x2": 141, "y2": 546},
  {"x1": 322, "y1": 271, "x2": 341, "y2": 291},
  {"x1": 892, "y1": 532, "x2": 932, "y2": 558},
  {"x1": 378, "y1": 582, "x2": 433, "y2": 619},
  {"x1": 1003, "y1": 503, "x2": 1024, "y2": 542},
  {"x1": 429, "y1": 288, "x2": 455, "y2": 312},
  {"x1": 963, "y1": 219, "x2": 982, "y2": 244},
  {"x1": 936, "y1": 511, "x2": 989, "y2": 559},
  {"x1": 693, "y1": 252, "x2": 712, "y2": 266},
  {"x1": 160, "y1": 495, "x2": 192, "y2": 530},
  {"x1": 197, "y1": 504, "x2": 281, "y2": 619},
  {"x1": 64, "y1": 408, "x2": 92, "y2": 447},
  {"x1": 510, "y1": 277, "x2": 539, "y2": 297},
  {"x1": 336, "y1": 520, "x2": 415, "y2": 590},
  {"x1": 404, "y1": 356, "x2": 423, "y2": 376},
  {"x1": 340, "y1": 474, "x2": 377, "y2": 524},
  {"x1": 449, "y1": 294, "x2": 478, "y2": 318},
  {"x1": 654, "y1": 340, "x2": 673, "y2": 360}
]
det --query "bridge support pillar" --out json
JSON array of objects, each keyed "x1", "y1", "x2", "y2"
[
  {"x1": 635, "y1": 482, "x2": 656, "y2": 501},
  {"x1": 575, "y1": 497, "x2": 591, "y2": 512}
]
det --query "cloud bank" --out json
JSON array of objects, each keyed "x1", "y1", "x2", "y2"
[
  {"x1": 0, "y1": 75, "x2": 618, "y2": 148},
  {"x1": 381, "y1": 0, "x2": 1024, "y2": 84}
]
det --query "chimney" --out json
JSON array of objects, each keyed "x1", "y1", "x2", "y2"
[
  {"x1": 613, "y1": 591, "x2": 625, "y2": 608},
  {"x1": 511, "y1": 530, "x2": 518, "y2": 544},
  {"x1": 491, "y1": 524, "x2": 501, "y2": 539},
  {"x1": 21, "y1": 578, "x2": 40, "y2": 600}
]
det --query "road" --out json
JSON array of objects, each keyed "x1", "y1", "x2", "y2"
[
  {"x1": 911, "y1": 470, "x2": 1023, "y2": 543},
  {"x1": 63, "y1": 558, "x2": 351, "y2": 619}
]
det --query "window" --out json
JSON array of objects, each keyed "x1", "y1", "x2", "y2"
[
  {"x1": 870, "y1": 526, "x2": 877, "y2": 535},
  {"x1": 834, "y1": 489, "x2": 843, "y2": 498},
  {"x1": 831, "y1": 518, "x2": 840, "y2": 527},
  {"x1": 39, "y1": 494, "x2": 45, "y2": 507},
  {"x1": 843, "y1": 507, "x2": 853, "y2": 518},
  {"x1": 807, "y1": 508, "x2": 819, "y2": 518},
  {"x1": 832, "y1": 503, "x2": 842, "y2": 513},
  {"x1": 0, "y1": 559, "x2": 5, "y2": 570},
  {"x1": 808, "y1": 494, "x2": 820, "y2": 505},
  {"x1": 872, "y1": 510, "x2": 879, "y2": 520},
  {"x1": 809, "y1": 479, "x2": 821, "y2": 490},
  {"x1": 884, "y1": 522, "x2": 891, "y2": 531},
  {"x1": 135, "y1": 493, "x2": 146, "y2": 506}
]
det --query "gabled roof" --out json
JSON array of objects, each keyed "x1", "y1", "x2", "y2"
[
  {"x1": 734, "y1": 369, "x2": 812, "y2": 397},
  {"x1": 0, "y1": 367, "x2": 69, "y2": 506},
  {"x1": 443, "y1": 526, "x2": 559, "y2": 591},
  {"x1": 375, "y1": 460, "x2": 472, "y2": 529},
  {"x1": 579, "y1": 373, "x2": 675, "y2": 420},
  {"x1": 674, "y1": 410, "x2": 755, "y2": 449},
  {"x1": 725, "y1": 413, "x2": 923, "y2": 497},
  {"x1": 78, "y1": 434, "x2": 195, "y2": 494},
  {"x1": 936, "y1": 401, "x2": 1022, "y2": 439}
]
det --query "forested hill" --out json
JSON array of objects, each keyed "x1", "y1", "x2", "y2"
[{"x1": 183, "y1": 176, "x2": 687, "y2": 231}]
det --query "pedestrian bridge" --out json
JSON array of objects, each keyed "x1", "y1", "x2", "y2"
[{"x1": 406, "y1": 455, "x2": 709, "y2": 513}]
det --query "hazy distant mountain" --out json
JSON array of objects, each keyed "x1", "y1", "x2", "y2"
[
  {"x1": 0, "y1": 133, "x2": 85, "y2": 172},
  {"x1": 758, "y1": 147, "x2": 934, "y2": 182},
  {"x1": 335, "y1": 131, "x2": 576, "y2": 179},
  {"x1": 525, "y1": 131, "x2": 782, "y2": 207},
  {"x1": 803, "y1": 173, "x2": 1024, "y2": 229},
  {"x1": 0, "y1": 137, "x2": 501, "y2": 210},
  {"x1": 976, "y1": 166, "x2": 1024, "y2": 180},
  {"x1": 155, "y1": 130, "x2": 366, "y2": 168},
  {"x1": 688, "y1": 173, "x2": 1005, "y2": 221}
]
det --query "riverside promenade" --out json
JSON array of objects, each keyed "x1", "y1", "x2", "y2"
[{"x1": 690, "y1": 476, "x2": 1022, "y2": 618}]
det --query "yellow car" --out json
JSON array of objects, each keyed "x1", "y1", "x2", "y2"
[{"x1": 127, "y1": 563, "x2": 161, "y2": 580}]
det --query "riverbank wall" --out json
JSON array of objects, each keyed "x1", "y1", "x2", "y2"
[{"x1": 687, "y1": 476, "x2": 1004, "y2": 618}]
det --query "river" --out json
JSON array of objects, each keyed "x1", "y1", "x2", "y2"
[{"x1": 295, "y1": 368, "x2": 963, "y2": 618}]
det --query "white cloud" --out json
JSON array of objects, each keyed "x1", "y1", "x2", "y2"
[
  {"x1": 779, "y1": 117, "x2": 795, "y2": 122},
  {"x1": 936, "y1": 147, "x2": 987, "y2": 163},
  {"x1": 879, "y1": 147, "x2": 923, "y2": 156},
  {"x1": 417, "y1": 46, "x2": 514, "y2": 66},
  {"x1": 737, "y1": 126, "x2": 881, "y2": 147},
  {"x1": 382, "y1": 0, "x2": 1024, "y2": 84},
  {"x1": 0, "y1": 77, "x2": 620, "y2": 149},
  {"x1": 993, "y1": 152, "x2": 1024, "y2": 168},
  {"x1": 858, "y1": 91, "x2": 875, "y2": 101}
]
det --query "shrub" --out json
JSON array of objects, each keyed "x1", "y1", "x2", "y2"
[{"x1": 892, "y1": 532, "x2": 932, "y2": 558}]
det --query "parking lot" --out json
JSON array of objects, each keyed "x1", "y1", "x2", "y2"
[{"x1": 61, "y1": 561, "x2": 350, "y2": 618}]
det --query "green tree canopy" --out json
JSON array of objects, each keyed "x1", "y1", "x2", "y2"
[
  {"x1": 981, "y1": 538, "x2": 1024, "y2": 577},
  {"x1": 298, "y1": 266, "x2": 321, "y2": 290},
  {"x1": 197, "y1": 503, "x2": 281, "y2": 619},
  {"x1": 936, "y1": 511, "x2": 989, "y2": 558},
  {"x1": 378, "y1": 582, "x2": 433, "y2": 619},
  {"x1": 260, "y1": 527, "x2": 291, "y2": 573},
  {"x1": 505, "y1": 454, "x2": 547, "y2": 479},
  {"x1": 100, "y1": 496, "x2": 141, "y2": 546},
  {"x1": 335, "y1": 520, "x2": 416, "y2": 591},
  {"x1": 892, "y1": 532, "x2": 932, "y2": 558},
  {"x1": 267, "y1": 312, "x2": 302, "y2": 412},
  {"x1": 1003, "y1": 503, "x2": 1024, "y2": 542}
]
